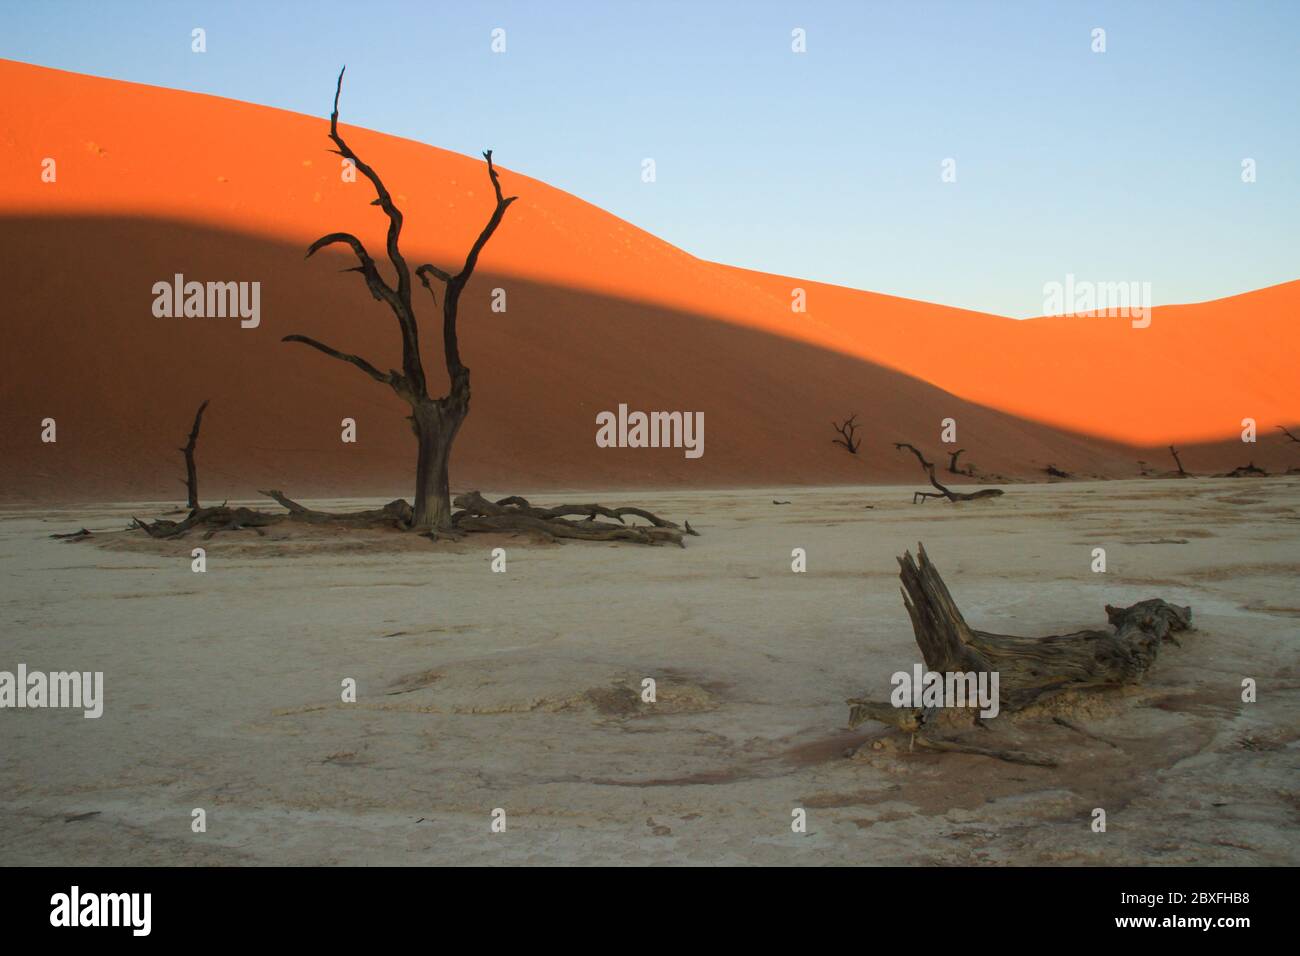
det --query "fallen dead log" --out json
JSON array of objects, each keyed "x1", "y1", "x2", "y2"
[
  {"x1": 450, "y1": 491, "x2": 697, "y2": 546},
  {"x1": 846, "y1": 544, "x2": 1192, "y2": 765},
  {"x1": 894, "y1": 442, "x2": 1004, "y2": 503},
  {"x1": 130, "y1": 491, "x2": 414, "y2": 540},
  {"x1": 133, "y1": 506, "x2": 281, "y2": 540},
  {"x1": 258, "y1": 490, "x2": 413, "y2": 528}
]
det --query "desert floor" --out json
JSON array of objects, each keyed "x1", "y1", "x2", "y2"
[{"x1": 1, "y1": 478, "x2": 1296, "y2": 866}]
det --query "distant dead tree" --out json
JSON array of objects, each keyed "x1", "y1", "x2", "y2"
[
  {"x1": 1168, "y1": 445, "x2": 1188, "y2": 476},
  {"x1": 832, "y1": 414, "x2": 862, "y2": 455},
  {"x1": 285, "y1": 68, "x2": 516, "y2": 531},
  {"x1": 1278, "y1": 425, "x2": 1300, "y2": 445},
  {"x1": 1137, "y1": 460, "x2": 1152, "y2": 477},
  {"x1": 946, "y1": 448, "x2": 971, "y2": 475},
  {"x1": 1223, "y1": 461, "x2": 1267, "y2": 478},
  {"x1": 1044, "y1": 464, "x2": 1071, "y2": 479},
  {"x1": 180, "y1": 399, "x2": 209, "y2": 510},
  {"x1": 894, "y1": 442, "x2": 1004, "y2": 503}
]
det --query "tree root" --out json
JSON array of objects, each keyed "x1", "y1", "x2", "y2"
[
  {"x1": 124, "y1": 489, "x2": 697, "y2": 546},
  {"x1": 450, "y1": 491, "x2": 698, "y2": 546}
]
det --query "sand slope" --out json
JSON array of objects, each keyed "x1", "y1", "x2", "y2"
[{"x1": 1, "y1": 59, "x2": 1297, "y2": 502}]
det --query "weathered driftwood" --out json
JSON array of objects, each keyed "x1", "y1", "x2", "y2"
[
  {"x1": 258, "y1": 490, "x2": 414, "y2": 527},
  {"x1": 847, "y1": 545, "x2": 1192, "y2": 764},
  {"x1": 894, "y1": 442, "x2": 1004, "y2": 503},
  {"x1": 450, "y1": 491, "x2": 697, "y2": 546},
  {"x1": 133, "y1": 505, "x2": 280, "y2": 540},
  {"x1": 130, "y1": 491, "x2": 413, "y2": 540}
]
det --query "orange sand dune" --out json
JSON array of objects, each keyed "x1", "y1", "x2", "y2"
[{"x1": 1, "y1": 60, "x2": 1296, "y2": 502}]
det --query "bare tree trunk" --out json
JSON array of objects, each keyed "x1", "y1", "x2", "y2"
[
  {"x1": 181, "y1": 399, "x2": 209, "y2": 511},
  {"x1": 1169, "y1": 445, "x2": 1187, "y2": 476},
  {"x1": 412, "y1": 399, "x2": 466, "y2": 531}
]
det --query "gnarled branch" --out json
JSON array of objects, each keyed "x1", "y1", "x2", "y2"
[
  {"x1": 306, "y1": 231, "x2": 398, "y2": 307},
  {"x1": 314, "y1": 66, "x2": 425, "y2": 396},
  {"x1": 894, "y1": 442, "x2": 1003, "y2": 503},
  {"x1": 281, "y1": 334, "x2": 399, "y2": 388}
]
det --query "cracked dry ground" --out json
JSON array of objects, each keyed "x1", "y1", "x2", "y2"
[{"x1": 1, "y1": 479, "x2": 1296, "y2": 864}]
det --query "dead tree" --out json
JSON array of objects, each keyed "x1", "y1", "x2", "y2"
[
  {"x1": 846, "y1": 545, "x2": 1192, "y2": 763},
  {"x1": 946, "y1": 448, "x2": 971, "y2": 475},
  {"x1": 894, "y1": 442, "x2": 1003, "y2": 503},
  {"x1": 832, "y1": 414, "x2": 862, "y2": 455},
  {"x1": 285, "y1": 68, "x2": 516, "y2": 531},
  {"x1": 1278, "y1": 425, "x2": 1300, "y2": 445},
  {"x1": 180, "y1": 400, "x2": 209, "y2": 510},
  {"x1": 1168, "y1": 445, "x2": 1187, "y2": 476},
  {"x1": 1044, "y1": 464, "x2": 1071, "y2": 479}
]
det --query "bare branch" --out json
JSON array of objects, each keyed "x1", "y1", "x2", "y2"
[
  {"x1": 439, "y1": 149, "x2": 517, "y2": 380},
  {"x1": 306, "y1": 232, "x2": 399, "y2": 306},
  {"x1": 415, "y1": 263, "x2": 451, "y2": 309},
  {"x1": 1277, "y1": 425, "x2": 1300, "y2": 444},
  {"x1": 324, "y1": 67, "x2": 425, "y2": 396},
  {"x1": 416, "y1": 263, "x2": 452, "y2": 284},
  {"x1": 282, "y1": 334, "x2": 399, "y2": 388},
  {"x1": 455, "y1": 150, "x2": 517, "y2": 285},
  {"x1": 329, "y1": 68, "x2": 411, "y2": 303}
]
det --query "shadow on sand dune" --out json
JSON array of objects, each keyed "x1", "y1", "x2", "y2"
[{"x1": 1, "y1": 216, "x2": 1293, "y2": 503}]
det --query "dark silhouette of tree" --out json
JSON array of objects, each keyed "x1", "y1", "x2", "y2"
[
  {"x1": 180, "y1": 399, "x2": 209, "y2": 510},
  {"x1": 894, "y1": 442, "x2": 1004, "y2": 503},
  {"x1": 832, "y1": 414, "x2": 862, "y2": 454},
  {"x1": 285, "y1": 68, "x2": 516, "y2": 530},
  {"x1": 1168, "y1": 445, "x2": 1188, "y2": 476}
]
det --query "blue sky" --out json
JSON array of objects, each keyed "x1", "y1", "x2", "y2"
[{"x1": 3, "y1": 0, "x2": 1297, "y2": 316}]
